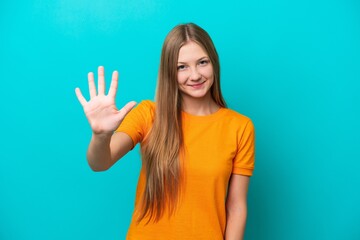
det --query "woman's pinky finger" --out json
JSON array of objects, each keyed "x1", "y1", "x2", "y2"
[{"x1": 75, "y1": 88, "x2": 87, "y2": 106}]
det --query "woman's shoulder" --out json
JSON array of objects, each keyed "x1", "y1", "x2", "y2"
[
  {"x1": 134, "y1": 99, "x2": 155, "y2": 112},
  {"x1": 138, "y1": 99, "x2": 155, "y2": 107},
  {"x1": 129, "y1": 100, "x2": 156, "y2": 120},
  {"x1": 221, "y1": 108, "x2": 252, "y2": 123},
  {"x1": 220, "y1": 108, "x2": 255, "y2": 134}
]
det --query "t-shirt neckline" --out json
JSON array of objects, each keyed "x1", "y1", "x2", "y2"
[{"x1": 181, "y1": 107, "x2": 226, "y2": 121}]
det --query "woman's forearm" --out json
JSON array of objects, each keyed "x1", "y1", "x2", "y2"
[
  {"x1": 224, "y1": 207, "x2": 247, "y2": 240},
  {"x1": 86, "y1": 133, "x2": 112, "y2": 171}
]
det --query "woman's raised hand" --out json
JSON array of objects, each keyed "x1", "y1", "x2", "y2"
[{"x1": 75, "y1": 66, "x2": 136, "y2": 135}]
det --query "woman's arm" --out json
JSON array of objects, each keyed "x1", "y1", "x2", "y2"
[
  {"x1": 86, "y1": 132, "x2": 133, "y2": 171},
  {"x1": 75, "y1": 66, "x2": 136, "y2": 171},
  {"x1": 224, "y1": 174, "x2": 250, "y2": 240}
]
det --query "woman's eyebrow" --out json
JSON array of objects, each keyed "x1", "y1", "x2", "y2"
[
  {"x1": 197, "y1": 56, "x2": 209, "y2": 61},
  {"x1": 177, "y1": 56, "x2": 209, "y2": 64}
]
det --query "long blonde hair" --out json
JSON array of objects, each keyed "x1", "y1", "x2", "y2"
[{"x1": 138, "y1": 23, "x2": 227, "y2": 223}]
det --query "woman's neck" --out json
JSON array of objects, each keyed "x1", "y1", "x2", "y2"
[{"x1": 181, "y1": 95, "x2": 220, "y2": 116}]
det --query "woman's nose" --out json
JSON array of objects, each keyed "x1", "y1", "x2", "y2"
[{"x1": 189, "y1": 68, "x2": 201, "y2": 81}]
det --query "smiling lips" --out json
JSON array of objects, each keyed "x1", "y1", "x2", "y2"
[{"x1": 188, "y1": 81, "x2": 206, "y2": 89}]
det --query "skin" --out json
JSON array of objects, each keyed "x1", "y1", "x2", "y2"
[
  {"x1": 177, "y1": 41, "x2": 219, "y2": 115},
  {"x1": 225, "y1": 174, "x2": 250, "y2": 240},
  {"x1": 75, "y1": 66, "x2": 135, "y2": 171},
  {"x1": 76, "y1": 42, "x2": 250, "y2": 239}
]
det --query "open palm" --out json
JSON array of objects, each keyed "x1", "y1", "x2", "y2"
[{"x1": 75, "y1": 66, "x2": 136, "y2": 134}]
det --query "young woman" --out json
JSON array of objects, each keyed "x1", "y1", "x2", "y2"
[{"x1": 75, "y1": 23, "x2": 255, "y2": 240}]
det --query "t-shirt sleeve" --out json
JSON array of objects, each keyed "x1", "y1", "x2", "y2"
[
  {"x1": 232, "y1": 119, "x2": 255, "y2": 176},
  {"x1": 115, "y1": 100, "x2": 154, "y2": 148}
]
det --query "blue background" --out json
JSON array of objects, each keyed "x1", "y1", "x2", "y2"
[{"x1": 1, "y1": 0, "x2": 359, "y2": 239}]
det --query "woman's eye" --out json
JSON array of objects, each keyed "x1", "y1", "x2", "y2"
[
  {"x1": 199, "y1": 60, "x2": 209, "y2": 65},
  {"x1": 177, "y1": 65, "x2": 186, "y2": 70}
]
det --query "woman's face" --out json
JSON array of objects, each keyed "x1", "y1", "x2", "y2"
[{"x1": 177, "y1": 41, "x2": 214, "y2": 102}]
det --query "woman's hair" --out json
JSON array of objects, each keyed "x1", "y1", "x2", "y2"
[{"x1": 138, "y1": 23, "x2": 226, "y2": 223}]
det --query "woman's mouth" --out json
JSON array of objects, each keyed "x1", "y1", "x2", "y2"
[{"x1": 188, "y1": 81, "x2": 205, "y2": 89}]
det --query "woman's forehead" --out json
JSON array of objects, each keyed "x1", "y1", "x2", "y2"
[{"x1": 178, "y1": 41, "x2": 208, "y2": 63}]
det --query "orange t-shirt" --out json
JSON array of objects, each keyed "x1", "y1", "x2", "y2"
[{"x1": 116, "y1": 100, "x2": 255, "y2": 240}]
